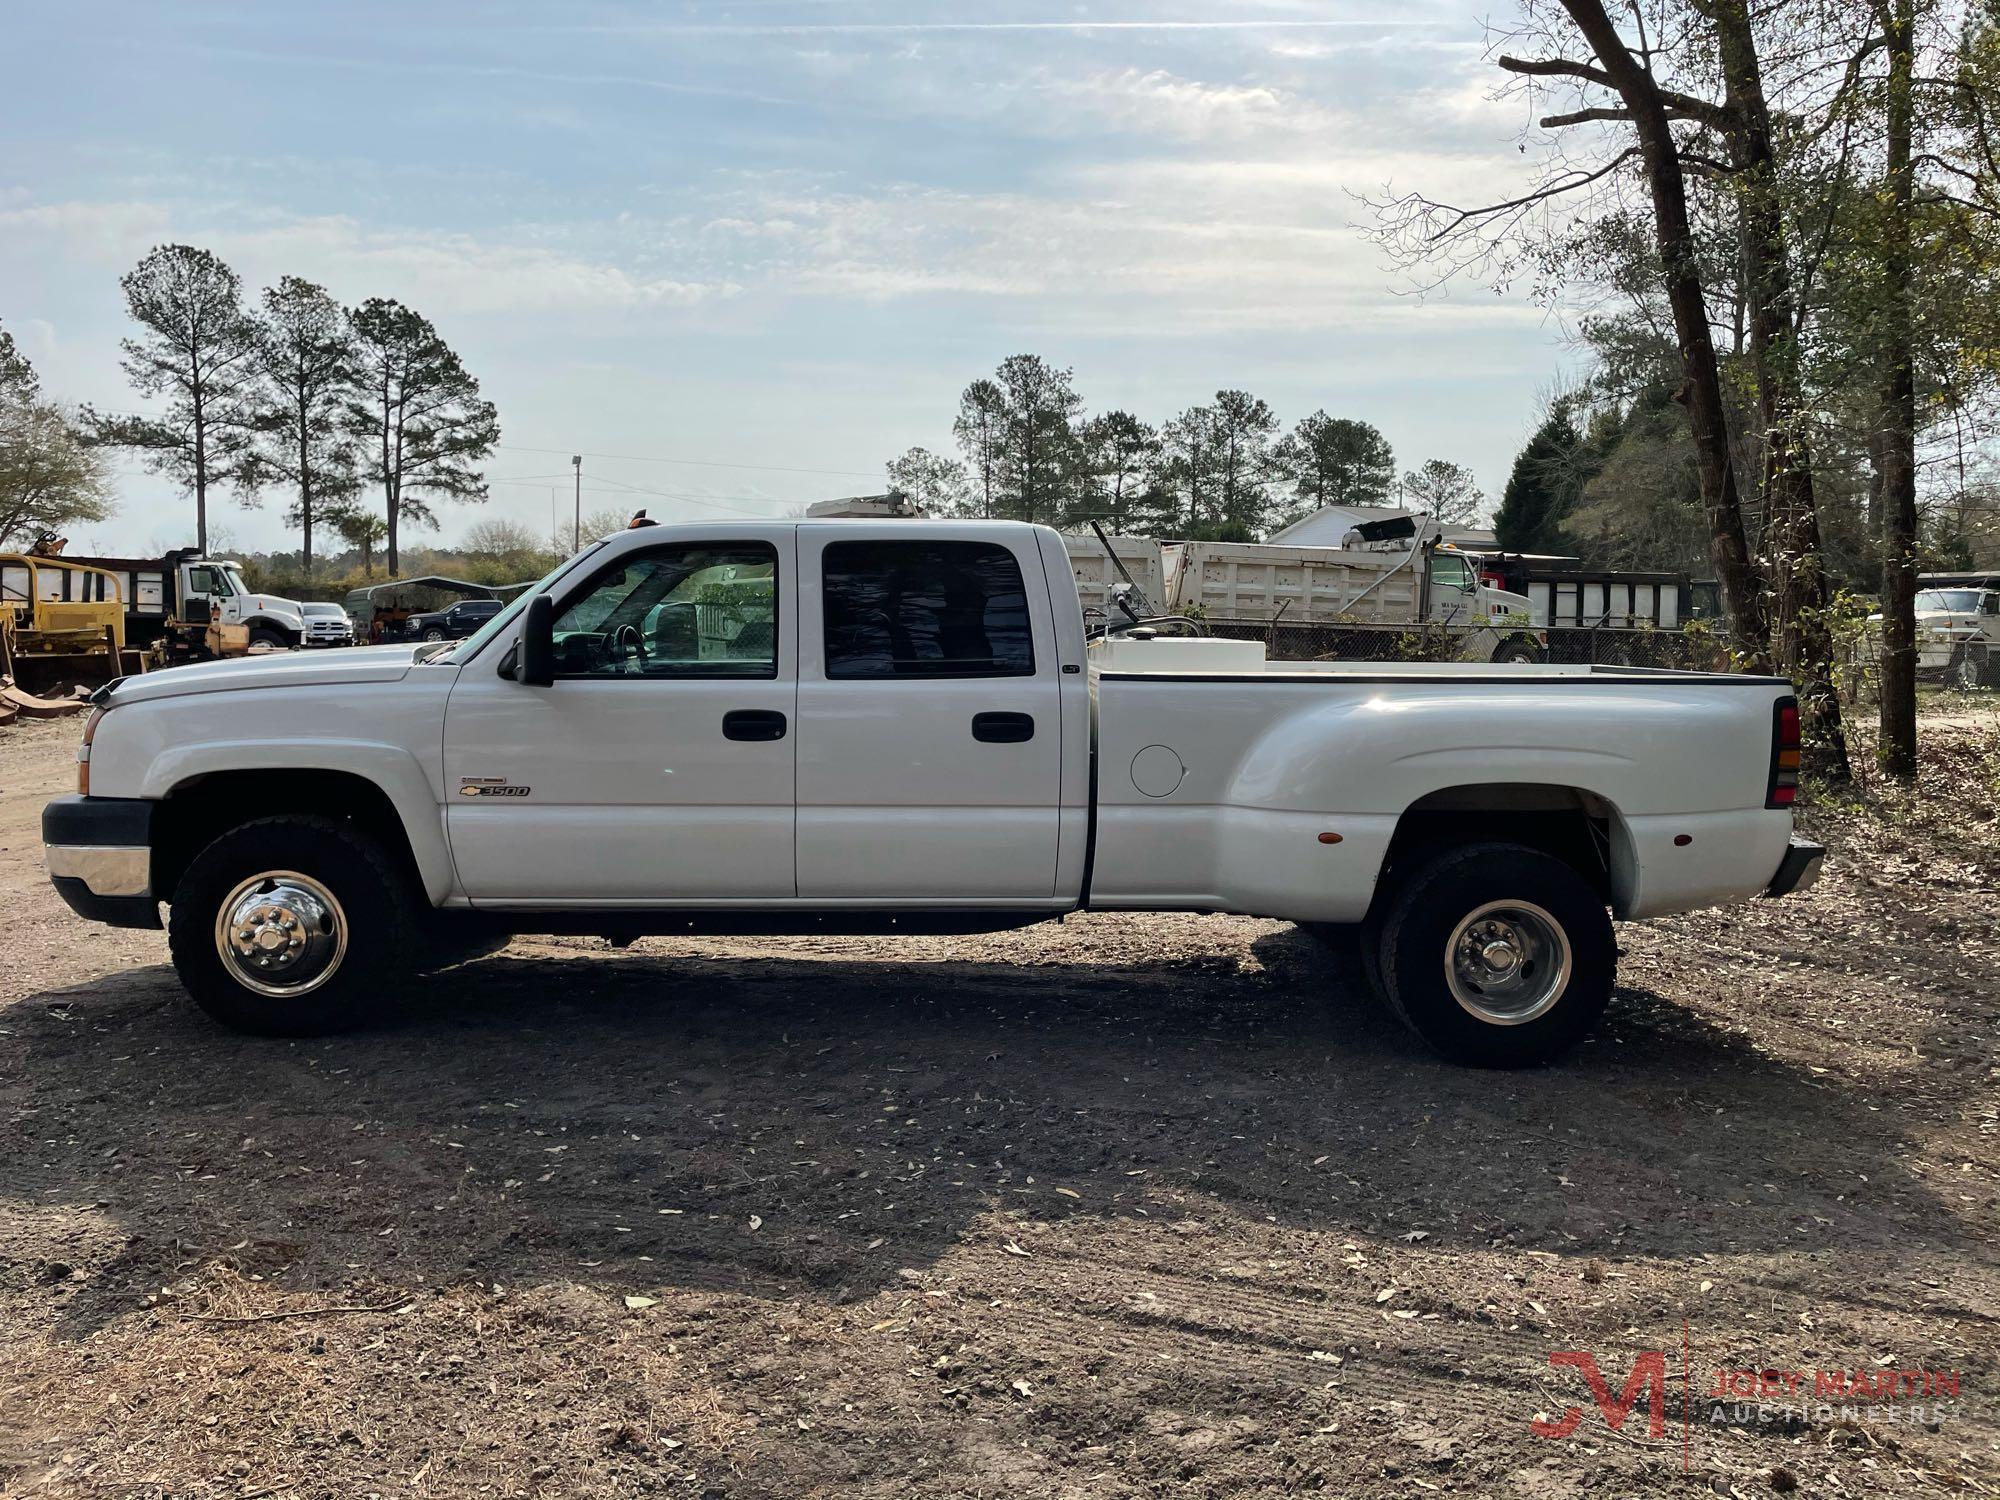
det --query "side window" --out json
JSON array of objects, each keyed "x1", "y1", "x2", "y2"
[
  {"x1": 551, "y1": 543, "x2": 777, "y2": 678},
  {"x1": 822, "y1": 540, "x2": 1035, "y2": 679}
]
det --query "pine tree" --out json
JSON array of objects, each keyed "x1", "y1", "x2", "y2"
[{"x1": 1494, "y1": 412, "x2": 1586, "y2": 555}]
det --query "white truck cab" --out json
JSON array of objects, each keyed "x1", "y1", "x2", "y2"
[
  {"x1": 44, "y1": 520, "x2": 1822, "y2": 1066},
  {"x1": 22, "y1": 547, "x2": 310, "y2": 654},
  {"x1": 1914, "y1": 584, "x2": 2000, "y2": 688}
]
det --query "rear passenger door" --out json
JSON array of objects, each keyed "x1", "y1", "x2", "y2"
[{"x1": 795, "y1": 529, "x2": 1064, "y2": 903}]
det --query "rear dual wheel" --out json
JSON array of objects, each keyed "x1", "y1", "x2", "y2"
[{"x1": 1309, "y1": 841, "x2": 1614, "y2": 1067}]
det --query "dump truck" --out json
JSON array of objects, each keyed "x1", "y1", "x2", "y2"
[{"x1": 1065, "y1": 522, "x2": 1547, "y2": 663}]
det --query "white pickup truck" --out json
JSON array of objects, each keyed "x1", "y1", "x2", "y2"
[{"x1": 43, "y1": 520, "x2": 1822, "y2": 1066}]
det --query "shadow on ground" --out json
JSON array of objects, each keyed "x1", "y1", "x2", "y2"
[{"x1": 0, "y1": 924, "x2": 1976, "y2": 1341}]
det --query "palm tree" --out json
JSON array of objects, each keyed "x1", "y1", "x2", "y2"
[{"x1": 331, "y1": 507, "x2": 389, "y2": 578}]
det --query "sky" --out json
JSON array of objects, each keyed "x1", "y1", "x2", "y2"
[{"x1": 0, "y1": 0, "x2": 1573, "y2": 557}]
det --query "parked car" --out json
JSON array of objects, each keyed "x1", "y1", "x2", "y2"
[
  {"x1": 299, "y1": 601, "x2": 354, "y2": 648},
  {"x1": 45, "y1": 520, "x2": 1821, "y2": 1066},
  {"x1": 398, "y1": 597, "x2": 504, "y2": 642}
]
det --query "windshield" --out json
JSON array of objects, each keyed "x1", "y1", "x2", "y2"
[
  {"x1": 1915, "y1": 589, "x2": 1981, "y2": 612},
  {"x1": 440, "y1": 542, "x2": 610, "y2": 663},
  {"x1": 218, "y1": 564, "x2": 249, "y2": 598},
  {"x1": 301, "y1": 602, "x2": 342, "y2": 618}
]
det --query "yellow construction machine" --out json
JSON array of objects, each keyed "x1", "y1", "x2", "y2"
[{"x1": 0, "y1": 549, "x2": 136, "y2": 697}]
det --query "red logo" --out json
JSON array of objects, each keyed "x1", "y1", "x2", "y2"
[{"x1": 1531, "y1": 1350, "x2": 1670, "y2": 1440}]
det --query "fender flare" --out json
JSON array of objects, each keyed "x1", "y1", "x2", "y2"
[{"x1": 142, "y1": 738, "x2": 452, "y2": 902}]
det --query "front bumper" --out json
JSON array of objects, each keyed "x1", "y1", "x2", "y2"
[
  {"x1": 42, "y1": 794, "x2": 161, "y2": 929},
  {"x1": 1763, "y1": 837, "x2": 1826, "y2": 899}
]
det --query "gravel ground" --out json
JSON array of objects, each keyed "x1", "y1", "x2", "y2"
[{"x1": 0, "y1": 704, "x2": 1997, "y2": 1498}]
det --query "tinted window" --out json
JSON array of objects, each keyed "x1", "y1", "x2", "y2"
[
  {"x1": 822, "y1": 540, "x2": 1034, "y2": 679},
  {"x1": 551, "y1": 543, "x2": 777, "y2": 678}
]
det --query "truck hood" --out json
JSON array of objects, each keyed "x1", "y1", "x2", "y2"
[{"x1": 104, "y1": 644, "x2": 427, "y2": 705}]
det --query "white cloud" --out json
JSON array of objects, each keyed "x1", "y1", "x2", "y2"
[
  {"x1": 0, "y1": 199, "x2": 737, "y2": 317},
  {"x1": 1026, "y1": 66, "x2": 1338, "y2": 143},
  {"x1": 0, "y1": 200, "x2": 175, "y2": 265}
]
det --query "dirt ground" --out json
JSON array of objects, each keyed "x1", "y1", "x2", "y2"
[{"x1": 1, "y1": 701, "x2": 1997, "y2": 1499}]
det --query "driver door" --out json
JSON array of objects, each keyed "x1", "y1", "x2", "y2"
[{"x1": 442, "y1": 531, "x2": 797, "y2": 905}]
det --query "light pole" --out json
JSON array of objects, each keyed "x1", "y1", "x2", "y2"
[{"x1": 571, "y1": 454, "x2": 582, "y2": 552}]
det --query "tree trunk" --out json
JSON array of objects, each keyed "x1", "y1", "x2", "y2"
[
  {"x1": 193, "y1": 398, "x2": 208, "y2": 557},
  {"x1": 1707, "y1": 0, "x2": 1851, "y2": 778},
  {"x1": 383, "y1": 414, "x2": 399, "y2": 577},
  {"x1": 1558, "y1": 0, "x2": 1771, "y2": 670},
  {"x1": 1876, "y1": 0, "x2": 1920, "y2": 780},
  {"x1": 299, "y1": 404, "x2": 314, "y2": 580}
]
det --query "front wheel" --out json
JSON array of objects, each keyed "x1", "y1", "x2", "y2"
[
  {"x1": 1492, "y1": 640, "x2": 1542, "y2": 665},
  {"x1": 248, "y1": 626, "x2": 290, "y2": 651},
  {"x1": 168, "y1": 815, "x2": 418, "y2": 1036},
  {"x1": 1950, "y1": 646, "x2": 1991, "y2": 690},
  {"x1": 422, "y1": 626, "x2": 446, "y2": 641},
  {"x1": 1376, "y1": 842, "x2": 1613, "y2": 1066}
]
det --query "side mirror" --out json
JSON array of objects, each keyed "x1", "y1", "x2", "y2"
[{"x1": 515, "y1": 594, "x2": 556, "y2": 686}]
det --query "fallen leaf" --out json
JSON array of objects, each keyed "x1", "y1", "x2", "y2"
[
  {"x1": 624, "y1": 1296, "x2": 657, "y2": 1310},
  {"x1": 1054, "y1": 1187, "x2": 1081, "y2": 1200},
  {"x1": 1399, "y1": 1230, "x2": 1429, "y2": 1243},
  {"x1": 1011, "y1": 1378, "x2": 1032, "y2": 1397},
  {"x1": 748, "y1": 1215, "x2": 763, "y2": 1231},
  {"x1": 1375, "y1": 1287, "x2": 1398, "y2": 1303},
  {"x1": 1002, "y1": 1240, "x2": 1031, "y2": 1257}
]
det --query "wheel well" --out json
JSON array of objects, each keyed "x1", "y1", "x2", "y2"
[
  {"x1": 1374, "y1": 784, "x2": 1617, "y2": 915},
  {"x1": 152, "y1": 768, "x2": 419, "y2": 901}
]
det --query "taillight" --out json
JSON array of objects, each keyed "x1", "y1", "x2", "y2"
[
  {"x1": 77, "y1": 706, "x2": 105, "y2": 796},
  {"x1": 1766, "y1": 696, "x2": 1800, "y2": 809}
]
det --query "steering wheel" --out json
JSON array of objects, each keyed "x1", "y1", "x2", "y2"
[{"x1": 605, "y1": 622, "x2": 648, "y2": 671}]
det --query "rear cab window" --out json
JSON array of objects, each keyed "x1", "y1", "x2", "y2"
[{"x1": 821, "y1": 540, "x2": 1034, "y2": 679}]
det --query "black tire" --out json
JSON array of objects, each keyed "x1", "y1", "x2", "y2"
[
  {"x1": 167, "y1": 815, "x2": 418, "y2": 1036},
  {"x1": 248, "y1": 626, "x2": 289, "y2": 650},
  {"x1": 1493, "y1": 641, "x2": 1541, "y2": 665},
  {"x1": 1376, "y1": 842, "x2": 1614, "y2": 1067},
  {"x1": 421, "y1": 626, "x2": 446, "y2": 642},
  {"x1": 1950, "y1": 646, "x2": 1990, "y2": 691}
]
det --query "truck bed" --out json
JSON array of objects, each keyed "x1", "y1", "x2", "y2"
[{"x1": 1086, "y1": 636, "x2": 1794, "y2": 925}]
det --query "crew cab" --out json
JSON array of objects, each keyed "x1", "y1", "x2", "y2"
[{"x1": 43, "y1": 520, "x2": 1823, "y2": 1065}]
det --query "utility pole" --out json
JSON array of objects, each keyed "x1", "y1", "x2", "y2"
[{"x1": 571, "y1": 454, "x2": 583, "y2": 552}]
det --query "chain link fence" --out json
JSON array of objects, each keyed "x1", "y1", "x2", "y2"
[{"x1": 1198, "y1": 618, "x2": 1739, "y2": 671}]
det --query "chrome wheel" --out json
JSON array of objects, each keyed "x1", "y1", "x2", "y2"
[
  {"x1": 213, "y1": 870, "x2": 348, "y2": 998},
  {"x1": 1444, "y1": 899, "x2": 1571, "y2": 1026}
]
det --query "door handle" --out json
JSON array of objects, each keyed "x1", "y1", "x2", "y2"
[
  {"x1": 971, "y1": 711, "x2": 1035, "y2": 743},
  {"x1": 723, "y1": 709, "x2": 788, "y2": 742}
]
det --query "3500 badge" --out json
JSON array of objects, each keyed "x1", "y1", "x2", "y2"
[{"x1": 458, "y1": 779, "x2": 530, "y2": 798}]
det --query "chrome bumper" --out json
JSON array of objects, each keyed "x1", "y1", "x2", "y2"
[
  {"x1": 44, "y1": 843, "x2": 150, "y2": 898},
  {"x1": 43, "y1": 795, "x2": 161, "y2": 929}
]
